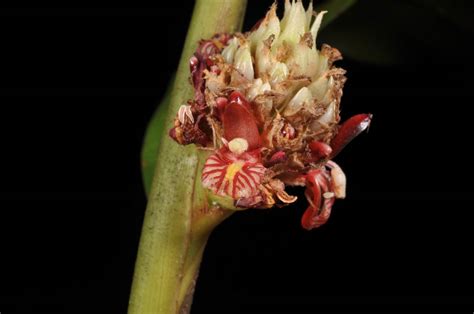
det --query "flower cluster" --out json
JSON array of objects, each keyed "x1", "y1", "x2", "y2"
[{"x1": 170, "y1": 0, "x2": 371, "y2": 230}]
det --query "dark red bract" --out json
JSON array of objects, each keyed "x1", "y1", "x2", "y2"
[
  {"x1": 222, "y1": 93, "x2": 261, "y2": 150},
  {"x1": 330, "y1": 114, "x2": 372, "y2": 158},
  {"x1": 309, "y1": 141, "x2": 332, "y2": 162}
]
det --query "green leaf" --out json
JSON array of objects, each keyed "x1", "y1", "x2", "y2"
[
  {"x1": 316, "y1": 0, "x2": 358, "y2": 29},
  {"x1": 141, "y1": 77, "x2": 173, "y2": 196}
]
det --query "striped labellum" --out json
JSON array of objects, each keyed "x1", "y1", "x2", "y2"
[{"x1": 202, "y1": 147, "x2": 265, "y2": 199}]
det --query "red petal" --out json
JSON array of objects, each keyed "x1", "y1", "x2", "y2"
[
  {"x1": 301, "y1": 207, "x2": 318, "y2": 230},
  {"x1": 330, "y1": 113, "x2": 372, "y2": 158},
  {"x1": 301, "y1": 197, "x2": 335, "y2": 230},
  {"x1": 223, "y1": 103, "x2": 261, "y2": 150},
  {"x1": 215, "y1": 97, "x2": 228, "y2": 121},
  {"x1": 228, "y1": 91, "x2": 252, "y2": 111},
  {"x1": 309, "y1": 141, "x2": 332, "y2": 162},
  {"x1": 301, "y1": 169, "x2": 335, "y2": 230},
  {"x1": 268, "y1": 151, "x2": 287, "y2": 165}
]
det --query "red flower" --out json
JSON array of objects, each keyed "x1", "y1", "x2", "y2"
[{"x1": 169, "y1": 1, "x2": 372, "y2": 229}]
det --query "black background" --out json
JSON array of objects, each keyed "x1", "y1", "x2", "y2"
[{"x1": 1, "y1": 2, "x2": 474, "y2": 313}]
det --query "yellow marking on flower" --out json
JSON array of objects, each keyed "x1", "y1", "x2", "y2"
[{"x1": 224, "y1": 161, "x2": 244, "y2": 183}]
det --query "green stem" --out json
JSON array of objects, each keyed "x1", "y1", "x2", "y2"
[{"x1": 128, "y1": 1, "x2": 247, "y2": 313}]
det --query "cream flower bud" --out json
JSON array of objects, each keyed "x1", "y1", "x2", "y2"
[
  {"x1": 255, "y1": 39, "x2": 274, "y2": 78},
  {"x1": 311, "y1": 11, "x2": 327, "y2": 47},
  {"x1": 222, "y1": 37, "x2": 239, "y2": 64},
  {"x1": 305, "y1": 1, "x2": 314, "y2": 29},
  {"x1": 308, "y1": 75, "x2": 330, "y2": 100},
  {"x1": 286, "y1": 40, "x2": 320, "y2": 78},
  {"x1": 233, "y1": 42, "x2": 254, "y2": 81},
  {"x1": 284, "y1": 86, "x2": 312, "y2": 116},
  {"x1": 247, "y1": 78, "x2": 271, "y2": 101},
  {"x1": 314, "y1": 100, "x2": 336, "y2": 128},
  {"x1": 277, "y1": 0, "x2": 307, "y2": 45},
  {"x1": 248, "y1": 4, "x2": 280, "y2": 53},
  {"x1": 269, "y1": 62, "x2": 289, "y2": 84}
]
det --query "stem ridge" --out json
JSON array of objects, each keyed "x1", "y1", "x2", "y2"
[{"x1": 129, "y1": 1, "x2": 247, "y2": 313}]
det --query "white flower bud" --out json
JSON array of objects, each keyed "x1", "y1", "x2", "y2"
[
  {"x1": 308, "y1": 75, "x2": 330, "y2": 101},
  {"x1": 248, "y1": 4, "x2": 280, "y2": 53},
  {"x1": 287, "y1": 42, "x2": 320, "y2": 78},
  {"x1": 255, "y1": 40, "x2": 274, "y2": 78},
  {"x1": 270, "y1": 62, "x2": 289, "y2": 84},
  {"x1": 314, "y1": 100, "x2": 336, "y2": 128},
  {"x1": 233, "y1": 42, "x2": 254, "y2": 81},
  {"x1": 247, "y1": 78, "x2": 271, "y2": 101},
  {"x1": 305, "y1": 2, "x2": 313, "y2": 29},
  {"x1": 283, "y1": 86, "x2": 313, "y2": 116},
  {"x1": 277, "y1": 0, "x2": 307, "y2": 45},
  {"x1": 222, "y1": 37, "x2": 239, "y2": 64},
  {"x1": 310, "y1": 11, "x2": 327, "y2": 48}
]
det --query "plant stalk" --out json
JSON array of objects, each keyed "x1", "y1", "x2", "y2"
[{"x1": 128, "y1": 1, "x2": 247, "y2": 313}]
